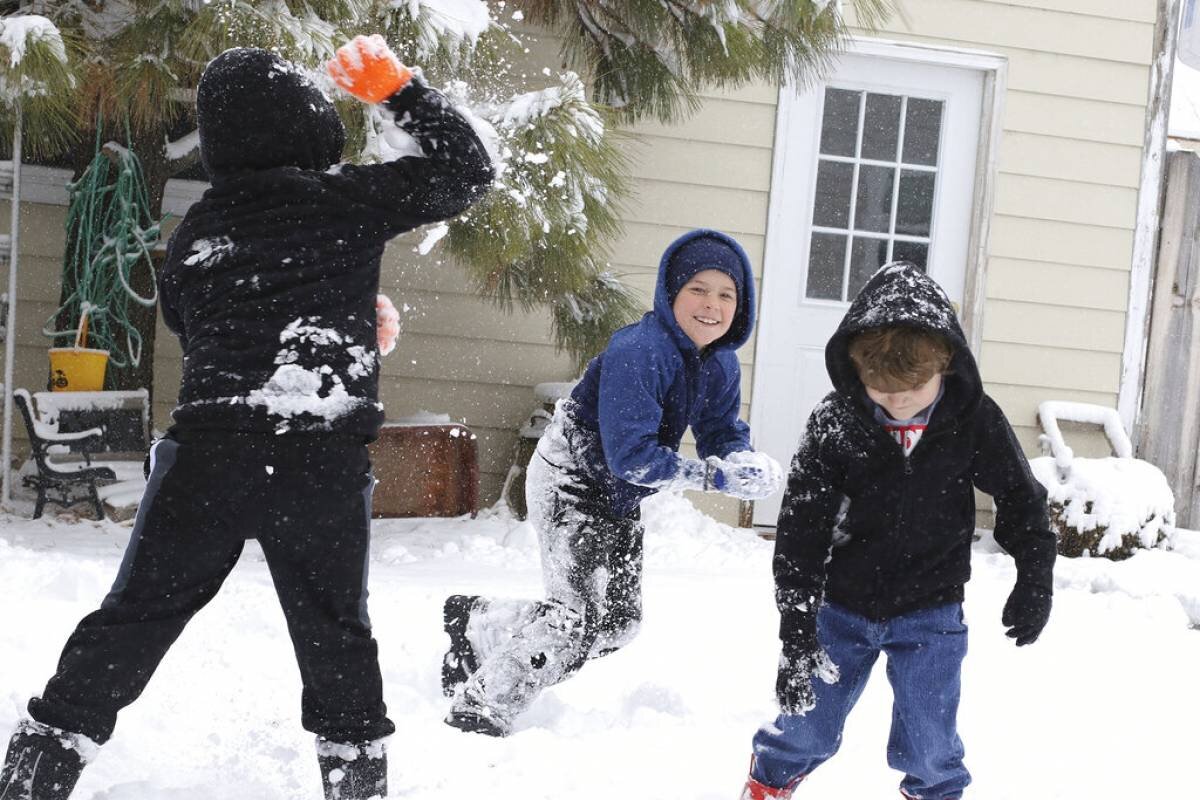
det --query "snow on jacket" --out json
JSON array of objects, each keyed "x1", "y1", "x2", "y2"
[
  {"x1": 774, "y1": 262, "x2": 1056, "y2": 632},
  {"x1": 159, "y1": 49, "x2": 493, "y2": 440},
  {"x1": 566, "y1": 229, "x2": 755, "y2": 517}
]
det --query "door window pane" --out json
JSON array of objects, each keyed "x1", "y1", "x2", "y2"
[
  {"x1": 849, "y1": 237, "x2": 889, "y2": 298},
  {"x1": 854, "y1": 165, "x2": 895, "y2": 234},
  {"x1": 813, "y1": 160, "x2": 854, "y2": 229},
  {"x1": 820, "y1": 89, "x2": 861, "y2": 157},
  {"x1": 806, "y1": 233, "x2": 847, "y2": 300},
  {"x1": 902, "y1": 98, "x2": 943, "y2": 166},
  {"x1": 896, "y1": 170, "x2": 935, "y2": 237},
  {"x1": 862, "y1": 93, "x2": 902, "y2": 161},
  {"x1": 805, "y1": 87, "x2": 942, "y2": 304},
  {"x1": 892, "y1": 240, "x2": 930, "y2": 270}
]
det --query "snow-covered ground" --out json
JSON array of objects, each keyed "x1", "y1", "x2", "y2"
[{"x1": 2, "y1": 492, "x2": 1199, "y2": 799}]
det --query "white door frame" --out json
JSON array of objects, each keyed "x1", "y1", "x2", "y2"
[{"x1": 749, "y1": 38, "x2": 1007, "y2": 526}]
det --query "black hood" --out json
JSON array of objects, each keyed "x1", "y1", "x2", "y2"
[
  {"x1": 826, "y1": 261, "x2": 982, "y2": 423},
  {"x1": 197, "y1": 48, "x2": 346, "y2": 179}
]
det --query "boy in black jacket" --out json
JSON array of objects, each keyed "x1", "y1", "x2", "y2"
[
  {"x1": 0, "y1": 36, "x2": 491, "y2": 800},
  {"x1": 740, "y1": 262, "x2": 1056, "y2": 800}
]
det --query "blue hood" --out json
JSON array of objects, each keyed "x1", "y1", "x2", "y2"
[{"x1": 652, "y1": 228, "x2": 756, "y2": 354}]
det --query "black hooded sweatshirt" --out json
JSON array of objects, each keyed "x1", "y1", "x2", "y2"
[
  {"x1": 774, "y1": 262, "x2": 1056, "y2": 636},
  {"x1": 159, "y1": 48, "x2": 493, "y2": 441}
]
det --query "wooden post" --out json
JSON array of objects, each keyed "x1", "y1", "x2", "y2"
[{"x1": 1138, "y1": 149, "x2": 1200, "y2": 527}]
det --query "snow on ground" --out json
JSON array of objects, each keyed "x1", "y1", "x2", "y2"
[{"x1": 2, "y1": 492, "x2": 1199, "y2": 799}]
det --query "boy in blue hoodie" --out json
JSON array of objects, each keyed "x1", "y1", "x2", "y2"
[{"x1": 438, "y1": 229, "x2": 783, "y2": 736}]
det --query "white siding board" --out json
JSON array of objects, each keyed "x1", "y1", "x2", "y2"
[
  {"x1": 377, "y1": 236, "x2": 473, "y2": 295},
  {"x1": 628, "y1": 135, "x2": 773, "y2": 192},
  {"x1": 1000, "y1": 47, "x2": 1149, "y2": 106},
  {"x1": 3, "y1": 298, "x2": 58, "y2": 348},
  {"x1": 988, "y1": 216, "x2": 1134, "y2": 270},
  {"x1": 1004, "y1": 91, "x2": 1147, "y2": 147},
  {"x1": 975, "y1": 0, "x2": 1155, "y2": 24},
  {"x1": 874, "y1": 0, "x2": 1153, "y2": 64},
  {"x1": 982, "y1": 299, "x2": 1126, "y2": 353},
  {"x1": 986, "y1": 259, "x2": 1131, "y2": 312},
  {"x1": 998, "y1": 133, "x2": 1143, "y2": 189},
  {"x1": 379, "y1": 333, "x2": 574, "y2": 387},
  {"x1": 978, "y1": 342, "x2": 1121, "y2": 393},
  {"x1": 852, "y1": 33, "x2": 1150, "y2": 105},
  {"x1": 396, "y1": 289, "x2": 560, "y2": 346},
  {"x1": 630, "y1": 102, "x2": 778, "y2": 148},
  {"x1": 626, "y1": 179, "x2": 768, "y2": 236},
  {"x1": 993, "y1": 174, "x2": 1138, "y2": 230}
]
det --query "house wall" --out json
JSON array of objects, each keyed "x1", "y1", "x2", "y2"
[{"x1": 2, "y1": 0, "x2": 1161, "y2": 524}]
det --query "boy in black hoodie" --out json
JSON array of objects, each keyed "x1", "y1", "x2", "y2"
[
  {"x1": 0, "y1": 36, "x2": 491, "y2": 800},
  {"x1": 740, "y1": 262, "x2": 1056, "y2": 800}
]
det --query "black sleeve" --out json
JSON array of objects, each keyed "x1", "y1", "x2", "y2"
[
  {"x1": 157, "y1": 234, "x2": 187, "y2": 350},
  {"x1": 773, "y1": 402, "x2": 845, "y2": 642},
  {"x1": 326, "y1": 79, "x2": 494, "y2": 232},
  {"x1": 971, "y1": 395, "x2": 1056, "y2": 591}
]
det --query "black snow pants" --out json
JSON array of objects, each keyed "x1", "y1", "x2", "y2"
[
  {"x1": 27, "y1": 432, "x2": 395, "y2": 745},
  {"x1": 450, "y1": 408, "x2": 644, "y2": 728}
]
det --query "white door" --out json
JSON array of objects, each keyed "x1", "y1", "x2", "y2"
[{"x1": 751, "y1": 52, "x2": 986, "y2": 526}]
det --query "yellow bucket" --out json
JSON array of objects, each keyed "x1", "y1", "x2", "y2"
[{"x1": 48, "y1": 347, "x2": 110, "y2": 391}]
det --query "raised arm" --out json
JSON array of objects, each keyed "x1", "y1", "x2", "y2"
[{"x1": 325, "y1": 35, "x2": 494, "y2": 229}]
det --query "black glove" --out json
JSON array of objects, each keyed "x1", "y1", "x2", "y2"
[
  {"x1": 1002, "y1": 581, "x2": 1052, "y2": 646},
  {"x1": 775, "y1": 615, "x2": 839, "y2": 715}
]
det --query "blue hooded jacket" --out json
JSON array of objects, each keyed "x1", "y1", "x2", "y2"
[{"x1": 567, "y1": 229, "x2": 756, "y2": 516}]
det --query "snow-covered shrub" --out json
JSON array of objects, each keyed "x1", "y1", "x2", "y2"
[{"x1": 1030, "y1": 401, "x2": 1175, "y2": 560}]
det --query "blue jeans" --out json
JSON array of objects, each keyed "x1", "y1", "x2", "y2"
[{"x1": 751, "y1": 601, "x2": 970, "y2": 799}]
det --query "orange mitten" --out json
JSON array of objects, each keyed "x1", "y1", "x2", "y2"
[
  {"x1": 327, "y1": 34, "x2": 413, "y2": 104},
  {"x1": 377, "y1": 294, "x2": 400, "y2": 356}
]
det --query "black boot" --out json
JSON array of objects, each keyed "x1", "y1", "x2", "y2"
[
  {"x1": 441, "y1": 594, "x2": 481, "y2": 697},
  {"x1": 0, "y1": 720, "x2": 92, "y2": 800},
  {"x1": 316, "y1": 738, "x2": 387, "y2": 800}
]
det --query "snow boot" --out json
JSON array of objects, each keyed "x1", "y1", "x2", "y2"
[
  {"x1": 441, "y1": 594, "x2": 481, "y2": 697},
  {"x1": 739, "y1": 757, "x2": 802, "y2": 800},
  {"x1": 740, "y1": 775, "x2": 803, "y2": 800},
  {"x1": 0, "y1": 720, "x2": 93, "y2": 800},
  {"x1": 316, "y1": 738, "x2": 387, "y2": 800},
  {"x1": 443, "y1": 703, "x2": 509, "y2": 738}
]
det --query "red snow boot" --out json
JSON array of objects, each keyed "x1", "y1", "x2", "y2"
[{"x1": 740, "y1": 773, "x2": 802, "y2": 800}]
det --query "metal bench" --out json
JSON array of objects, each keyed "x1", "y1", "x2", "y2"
[{"x1": 13, "y1": 388, "x2": 116, "y2": 519}]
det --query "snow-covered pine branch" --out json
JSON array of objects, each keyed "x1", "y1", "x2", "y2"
[
  {"x1": 0, "y1": 13, "x2": 77, "y2": 157},
  {"x1": 510, "y1": 0, "x2": 892, "y2": 122}
]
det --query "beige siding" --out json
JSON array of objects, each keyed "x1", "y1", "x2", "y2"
[
  {"x1": 1, "y1": 202, "x2": 78, "y2": 454},
  {"x1": 3, "y1": 0, "x2": 1158, "y2": 526}
]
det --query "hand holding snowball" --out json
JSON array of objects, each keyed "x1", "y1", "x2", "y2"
[{"x1": 327, "y1": 34, "x2": 413, "y2": 104}]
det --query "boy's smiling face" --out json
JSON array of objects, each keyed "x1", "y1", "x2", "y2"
[{"x1": 673, "y1": 268, "x2": 738, "y2": 348}]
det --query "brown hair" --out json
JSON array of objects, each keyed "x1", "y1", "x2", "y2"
[{"x1": 848, "y1": 327, "x2": 954, "y2": 393}]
